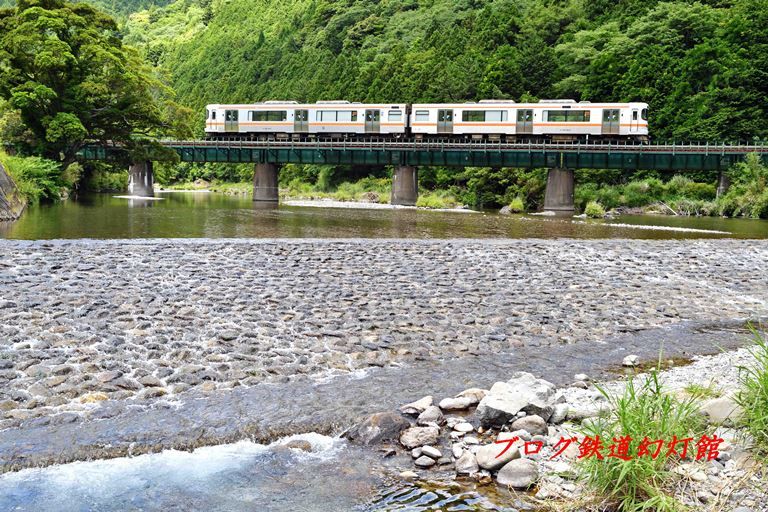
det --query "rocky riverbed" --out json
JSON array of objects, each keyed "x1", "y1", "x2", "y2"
[{"x1": 0, "y1": 238, "x2": 766, "y2": 470}]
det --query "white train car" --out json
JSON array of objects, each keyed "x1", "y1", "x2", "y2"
[
  {"x1": 205, "y1": 101, "x2": 408, "y2": 138},
  {"x1": 409, "y1": 100, "x2": 649, "y2": 141}
]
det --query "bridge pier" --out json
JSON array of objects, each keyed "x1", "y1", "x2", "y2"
[
  {"x1": 717, "y1": 171, "x2": 731, "y2": 198},
  {"x1": 391, "y1": 165, "x2": 418, "y2": 206},
  {"x1": 128, "y1": 161, "x2": 154, "y2": 197},
  {"x1": 253, "y1": 163, "x2": 279, "y2": 203},
  {"x1": 543, "y1": 168, "x2": 575, "y2": 213}
]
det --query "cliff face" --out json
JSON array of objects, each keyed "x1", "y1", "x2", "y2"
[{"x1": 0, "y1": 162, "x2": 26, "y2": 221}]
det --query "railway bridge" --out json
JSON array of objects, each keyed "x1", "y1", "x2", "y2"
[{"x1": 79, "y1": 139, "x2": 768, "y2": 212}]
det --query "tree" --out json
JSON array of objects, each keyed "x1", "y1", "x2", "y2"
[{"x1": 0, "y1": 0, "x2": 190, "y2": 167}]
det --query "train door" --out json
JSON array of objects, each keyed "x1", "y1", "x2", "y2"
[
  {"x1": 602, "y1": 109, "x2": 620, "y2": 135},
  {"x1": 365, "y1": 109, "x2": 380, "y2": 133},
  {"x1": 437, "y1": 109, "x2": 453, "y2": 134},
  {"x1": 224, "y1": 110, "x2": 239, "y2": 132},
  {"x1": 516, "y1": 109, "x2": 533, "y2": 134},
  {"x1": 629, "y1": 109, "x2": 639, "y2": 133},
  {"x1": 294, "y1": 109, "x2": 309, "y2": 133}
]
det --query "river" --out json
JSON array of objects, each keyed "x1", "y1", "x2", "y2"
[{"x1": 1, "y1": 191, "x2": 767, "y2": 239}]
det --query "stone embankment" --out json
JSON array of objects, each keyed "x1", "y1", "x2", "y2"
[
  {"x1": 0, "y1": 238, "x2": 766, "y2": 433},
  {"x1": 0, "y1": 162, "x2": 25, "y2": 222}
]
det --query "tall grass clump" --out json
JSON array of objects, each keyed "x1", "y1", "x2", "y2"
[
  {"x1": 735, "y1": 328, "x2": 768, "y2": 452},
  {"x1": 584, "y1": 200, "x2": 606, "y2": 218},
  {"x1": 508, "y1": 196, "x2": 525, "y2": 213},
  {"x1": 579, "y1": 371, "x2": 705, "y2": 512}
]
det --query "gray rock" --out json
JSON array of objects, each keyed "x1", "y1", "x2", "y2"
[
  {"x1": 622, "y1": 354, "x2": 639, "y2": 367},
  {"x1": 400, "y1": 426, "x2": 440, "y2": 449},
  {"x1": 453, "y1": 421, "x2": 474, "y2": 433},
  {"x1": 417, "y1": 406, "x2": 444, "y2": 426},
  {"x1": 456, "y1": 388, "x2": 487, "y2": 405},
  {"x1": 400, "y1": 396, "x2": 433, "y2": 415},
  {"x1": 421, "y1": 445, "x2": 442, "y2": 459},
  {"x1": 439, "y1": 396, "x2": 474, "y2": 411},
  {"x1": 414, "y1": 455, "x2": 436, "y2": 468},
  {"x1": 285, "y1": 440, "x2": 312, "y2": 452},
  {"x1": 477, "y1": 372, "x2": 559, "y2": 426},
  {"x1": 699, "y1": 397, "x2": 744, "y2": 426},
  {"x1": 476, "y1": 433, "x2": 523, "y2": 470},
  {"x1": 510, "y1": 415, "x2": 548, "y2": 436},
  {"x1": 496, "y1": 458, "x2": 539, "y2": 489},
  {"x1": 345, "y1": 411, "x2": 410, "y2": 445},
  {"x1": 549, "y1": 403, "x2": 569, "y2": 424},
  {"x1": 455, "y1": 451, "x2": 479, "y2": 475},
  {"x1": 452, "y1": 444, "x2": 464, "y2": 458}
]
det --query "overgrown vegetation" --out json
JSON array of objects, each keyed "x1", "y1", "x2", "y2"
[
  {"x1": 579, "y1": 371, "x2": 706, "y2": 512},
  {"x1": 584, "y1": 201, "x2": 605, "y2": 218},
  {"x1": 735, "y1": 328, "x2": 768, "y2": 454},
  {"x1": 0, "y1": 151, "x2": 68, "y2": 203}
]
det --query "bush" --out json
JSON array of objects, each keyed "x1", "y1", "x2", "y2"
[
  {"x1": 85, "y1": 169, "x2": 128, "y2": 192},
  {"x1": 508, "y1": 196, "x2": 525, "y2": 213},
  {"x1": 735, "y1": 328, "x2": 768, "y2": 453},
  {"x1": 0, "y1": 151, "x2": 62, "y2": 203},
  {"x1": 416, "y1": 190, "x2": 459, "y2": 209},
  {"x1": 579, "y1": 371, "x2": 706, "y2": 512},
  {"x1": 584, "y1": 200, "x2": 606, "y2": 218}
]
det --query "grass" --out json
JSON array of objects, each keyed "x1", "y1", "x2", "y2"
[
  {"x1": 682, "y1": 382, "x2": 722, "y2": 400},
  {"x1": 416, "y1": 189, "x2": 460, "y2": 209},
  {"x1": 735, "y1": 327, "x2": 768, "y2": 453},
  {"x1": 578, "y1": 369, "x2": 706, "y2": 512},
  {"x1": 508, "y1": 196, "x2": 525, "y2": 213},
  {"x1": 584, "y1": 200, "x2": 606, "y2": 218},
  {"x1": 0, "y1": 151, "x2": 62, "y2": 203}
]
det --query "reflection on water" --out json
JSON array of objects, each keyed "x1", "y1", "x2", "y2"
[{"x1": 1, "y1": 192, "x2": 766, "y2": 240}]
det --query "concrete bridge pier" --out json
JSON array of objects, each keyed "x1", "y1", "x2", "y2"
[
  {"x1": 253, "y1": 163, "x2": 279, "y2": 203},
  {"x1": 543, "y1": 168, "x2": 575, "y2": 213},
  {"x1": 717, "y1": 171, "x2": 731, "y2": 198},
  {"x1": 128, "y1": 161, "x2": 154, "y2": 197},
  {"x1": 391, "y1": 165, "x2": 418, "y2": 206}
]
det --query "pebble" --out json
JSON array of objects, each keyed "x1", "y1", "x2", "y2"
[
  {"x1": 622, "y1": 354, "x2": 639, "y2": 367},
  {"x1": 421, "y1": 445, "x2": 442, "y2": 459},
  {"x1": 414, "y1": 455, "x2": 436, "y2": 468},
  {"x1": 453, "y1": 422, "x2": 474, "y2": 433}
]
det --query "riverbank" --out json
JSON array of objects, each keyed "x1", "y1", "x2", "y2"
[{"x1": 0, "y1": 238, "x2": 766, "y2": 466}]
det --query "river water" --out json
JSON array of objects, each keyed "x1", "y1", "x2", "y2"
[
  {"x1": 1, "y1": 192, "x2": 767, "y2": 239},
  {"x1": 0, "y1": 192, "x2": 766, "y2": 511}
]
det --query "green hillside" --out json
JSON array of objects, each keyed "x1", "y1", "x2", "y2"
[{"x1": 124, "y1": 0, "x2": 768, "y2": 141}]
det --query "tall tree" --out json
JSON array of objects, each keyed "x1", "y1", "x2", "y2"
[{"x1": 0, "y1": 0, "x2": 189, "y2": 166}]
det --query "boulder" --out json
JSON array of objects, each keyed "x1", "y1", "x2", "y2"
[
  {"x1": 456, "y1": 388, "x2": 488, "y2": 405},
  {"x1": 400, "y1": 426, "x2": 440, "y2": 449},
  {"x1": 476, "y1": 432, "x2": 523, "y2": 470},
  {"x1": 476, "y1": 372, "x2": 559, "y2": 426},
  {"x1": 400, "y1": 396, "x2": 433, "y2": 415},
  {"x1": 417, "y1": 406, "x2": 444, "y2": 426},
  {"x1": 345, "y1": 411, "x2": 411, "y2": 445},
  {"x1": 421, "y1": 445, "x2": 442, "y2": 459},
  {"x1": 699, "y1": 397, "x2": 744, "y2": 426},
  {"x1": 496, "y1": 458, "x2": 539, "y2": 489},
  {"x1": 455, "y1": 451, "x2": 479, "y2": 475},
  {"x1": 0, "y1": 162, "x2": 26, "y2": 222},
  {"x1": 549, "y1": 403, "x2": 569, "y2": 424},
  {"x1": 414, "y1": 455, "x2": 436, "y2": 468},
  {"x1": 510, "y1": 415, "x2": 548, "y2": 436}
]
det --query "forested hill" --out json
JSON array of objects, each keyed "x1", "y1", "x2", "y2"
[
  {"x1": 0, "y1": 0, "x2": 171, "y2": 17},
  {"x1": 123, "y1": 0, "x2": 768, "y2": 141}
]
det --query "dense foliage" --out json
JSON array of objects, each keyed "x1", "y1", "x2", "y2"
[{"x1": 0, "y1": 0, "x2": 191, "y2": 170}]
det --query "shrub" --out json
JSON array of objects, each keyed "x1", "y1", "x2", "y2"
[
  {"x1": 579, "y1": 371, "x2": 705, "y2": 512},
  {"x1": 584, "y1": 200, "x2": 606, "y2": 218},
  {"x1": 85, "y1": 168, "x2": 128, "y2": 192},
  {"x1": 508, "y1": 196, "x2": 525, "y2": 213},
  {"x1": 416, "y1": 190, "x2": 458, "y2": 209},
  {"x1": 735, "y1": 328, "x2": 768, "y2": 453},
  {"x1": 0, "y1": 151, "x2": 62, "y2": 203}
]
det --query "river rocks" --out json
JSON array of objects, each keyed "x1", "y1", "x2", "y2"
[
  {"x1": 0, "y1": 162, "x2": 26, "y2": 221},
  {"x1": 455, "y1": 451, "x2": 479, "y2": 475},
  {"x1": 456, "y1": 388, "x2": 487, "y2": 405},
  {"x1": 476, "y1": 433, "x2": 523, "y2": 470},
  {"x1": 510, "y1": 414, "x2": 548, "y2": 436},
  {"x1": 400, "y1": 426, "x2": 440, "y2": 449},
  {"x1": 477, "y1": 372, "x2": 560, "y2": 426},
  {"x1": 400, "y1": 396, "x2": 433, "y2": 415},
  {"x1": 417, "y1": 406, "x2": 444, "y2": 426},
  {"x1": 346, "y1": 412, "x2": 410, "y2": 445},
  {"x1": 421, "y1": 445, "x2": 442, "y2": 459},
  {"x1": 438, "y1": 396, "x2": 474, "y2": 411},
  {"x1": 699, "y1": 397, "x2": 744, "y2": 426},
  {"x1": 496, "y1": 458, "x2": 539, "y2": 489},
  {"x1": 285, "y1": 439, "x2": 313, "y2": 452},
  {"x1": 453, "y1": 422, "x2": 474, "y2": 433},
  {"x1": 414, "y1": 455, "x2": 436, "y2": 468},
  {"x1": 622, "y1": 354, "x2": 640, "y2": 367}
]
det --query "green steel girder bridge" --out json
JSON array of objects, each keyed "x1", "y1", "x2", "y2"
[{"x1": 80, "y1": 139, "x2": 768, "y2": 212}]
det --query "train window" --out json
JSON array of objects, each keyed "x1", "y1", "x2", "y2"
[
  {"x1": 414, "y1": 110, "x2": 430, "y2": 122},
  {"x1": 632, "y1": 111, "x2": 638, "y2": 120},
  {"x1": 462, "y1": 111, "x2": 485, "y2": 122},
  {"x1": 318, "y1": 111, "x2": 336, "y2": 122},
  {"x1": 388, "y1": 110, "x2": 403, "y2": 122},
  {"x1": 251, "y1": 111, "x2": 287, "y2": 122},
  {"x1": 206, "y1": 109, "x2": 210, "y2": 119},
  {"x1": 485, "y1": 110, "x2": 508, "y2": 122},
  {"x1": 546, "y1": 110, "x2": 590, "y2": 122},
  {"x1": 225, "y1": 110, "x2": 238, "y2": 121},
  {"x1": 211, "y1": 111, "x2": 216, "y2": 120},
  {"x1": 337, "y1": 111, "x2": 352, "y2": 122},
  {"x1": 641, "y1": 108, "x2": 648, "y2": 120}
]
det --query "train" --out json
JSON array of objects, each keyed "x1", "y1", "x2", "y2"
[{"x1": 204, "y1": 100, "x2": 649, "y2": 142}]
